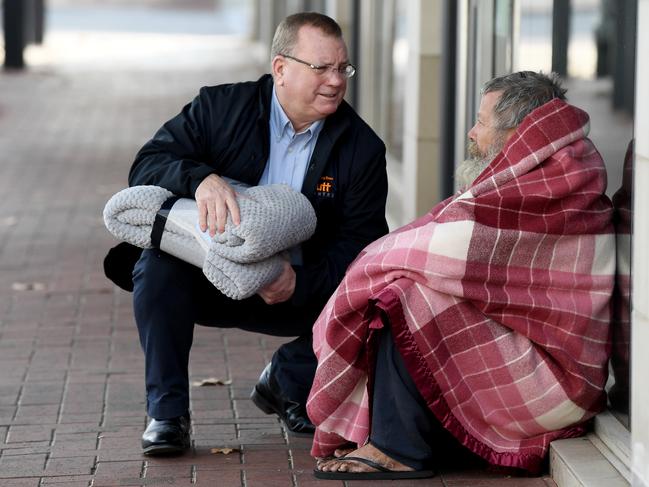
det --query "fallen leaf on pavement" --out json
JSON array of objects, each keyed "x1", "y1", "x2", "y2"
[
  {"x1": 210, "y1": 447, "x2": 239, "y2": 455},
  {"x1": 12, "y1": 282, "x2": 46, "y2": 291},
  {"x1": 1, "y1": 216, "x2": 18, "y2": 226}
]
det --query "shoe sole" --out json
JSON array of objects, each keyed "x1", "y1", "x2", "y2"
[
  {"x1": 142, "y1": 442, "x2": 189, "y2": 456},
  {"x1": 250, "y1": 386, "x2": 314, "y2": 437},
  {"x1": 282, "y1": 423, "x2": 314, "y2": 438}
]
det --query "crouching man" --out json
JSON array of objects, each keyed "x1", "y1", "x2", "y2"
[{"x1": 104, "y1": 12, "x2": 388, "y2": 455}]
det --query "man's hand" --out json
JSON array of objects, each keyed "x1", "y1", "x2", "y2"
[
  {"x1": 258, "y1": 260, "x2": 296, "y2": 305},
  {"x1": 195, "y1": 174, "x2": 241, "y2": 236}
]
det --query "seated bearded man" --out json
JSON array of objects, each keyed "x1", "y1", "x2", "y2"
[{"x1": 310, "y1": 71, "x2": 615, "y2": 481}]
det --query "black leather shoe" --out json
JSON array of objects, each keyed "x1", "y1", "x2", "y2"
[
  {"x1": 142, "y1": 414, "x2": 191, "y2": 455},
  {"x1": 250, "y1": 363, "x2": 315, "y2": 436}
]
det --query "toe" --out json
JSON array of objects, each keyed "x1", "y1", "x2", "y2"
[
  {"x1": 334, "y1": 447, "x2": 354, "y2": 458},
  {"x1": 335, "y1": 461, "x2": 348, "y2": 472}
]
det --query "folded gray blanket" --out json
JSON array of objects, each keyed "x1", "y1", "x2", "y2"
[{"x1": 103, "y1": 184, "x2": 317, "y2": 300}]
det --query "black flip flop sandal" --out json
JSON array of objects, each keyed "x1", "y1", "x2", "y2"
[{"x1": 313, "y1": 455, "x2": 435, "y2": 480}]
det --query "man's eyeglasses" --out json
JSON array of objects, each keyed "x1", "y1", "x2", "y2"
[{"x1": 280, "y1": 54, "x2": 356, "y2": 79}]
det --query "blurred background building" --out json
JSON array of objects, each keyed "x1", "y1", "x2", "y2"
[{"x1": 2, "y1": 1, "x2": 647, "y2": 485}]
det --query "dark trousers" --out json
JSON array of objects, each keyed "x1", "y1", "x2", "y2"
[
  {"x1": 132, "y1": 249, "x2": 321, "y2": 419},
  {"x1": 369, "y1": 328, "x2": 439, "y2": 471}
]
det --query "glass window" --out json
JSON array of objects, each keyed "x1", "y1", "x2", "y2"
[{"x1": 515, "y1": 0, "x2": 634, "y2": 430}]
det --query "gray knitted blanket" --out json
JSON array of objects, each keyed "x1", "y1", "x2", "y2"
[{"x1": 103, "y1": 184, "x2": 317, "y2": 300}]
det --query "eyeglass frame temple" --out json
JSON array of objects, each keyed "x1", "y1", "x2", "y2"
[{"x1": 279, "y1": 53, "x2": 356, "y2": 77}]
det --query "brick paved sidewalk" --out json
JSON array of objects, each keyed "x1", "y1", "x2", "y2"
[{"x1": 0, "y1": 33, "x2": 557, "y2": 487}]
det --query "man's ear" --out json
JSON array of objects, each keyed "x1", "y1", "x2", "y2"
[{"x1": 271, "y1": 56, "x2": 286, "y2": 85}]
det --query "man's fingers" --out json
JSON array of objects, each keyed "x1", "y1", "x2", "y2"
[
  {"x1": 214, "y1": 200, "x2": 229, "y2": 234},
  {"x1": 228, "y1": 195, "x2": 241, "y2": 226},
  {"x1": 256, "y1": 261, "x2": 295, "y2": 304},
  {"x1": 206, "y1": 200, "x2": 218, "y2": 237},
  {"x1": 200, "y1": 198, "x2": 237, "y2": 236},
  {"x1": 258, "y1": 283, "x2": 279, "y2": 304},
  {"x1": 195, "y1": 174, "x2": 242, "y2": 234},
  {"x1": 257, "y1": 288, "x2": 274, "y2": 305},
  {"x1": 198, "y1": 201, "x2": 208, "y2": 232}
]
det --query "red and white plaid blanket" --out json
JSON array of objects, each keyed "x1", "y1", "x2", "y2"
[{"x1": 307, "y1": 99, "x2": 615, "y2": 473}]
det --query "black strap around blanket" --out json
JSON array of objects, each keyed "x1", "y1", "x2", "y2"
[{"x1": 151, "y1": 196, "x2": 181, "y2": 249}]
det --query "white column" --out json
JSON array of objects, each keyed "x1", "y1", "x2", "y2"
[
  {"x1": 324, "y1": 0, "x2": 355, "y2": 104},
  {"x1": 400, "y1": 0, "x2": 443, "y2": 222},
  {"x1": 357, "y1": 0, "x2": 382, "y2": 131},
  {"x1": 631, "y1": 2, "x2": 649, "y2": 487},
  {"x1": 325, "y1": 0, "x2": 353, "y2": 40},
  {"x1": 256, "y1": 1, "x2": 290, "y2": 60}
]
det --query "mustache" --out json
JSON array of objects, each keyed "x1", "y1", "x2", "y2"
[
  {"x1": 466, "y1": 136, "x2": 507, "y2": 163},
  {"x1": 466, "y1": 140, "x2": 483, "y2": 159}
]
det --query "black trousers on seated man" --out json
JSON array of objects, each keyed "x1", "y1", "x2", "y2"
[
  {"x1": 367, "y1": 327, "x2": 475, "y2": 472},
  {"x1": 133, "y1": 248, "x2": 320, "y2": 427}
]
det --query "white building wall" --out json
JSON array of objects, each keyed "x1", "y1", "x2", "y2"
[
  {"x1": 632, "y1": 2, "x2": 649, "y2": 486},
  {"x1": 401, "y1": 0, "x2": 443, "y2": 222}
]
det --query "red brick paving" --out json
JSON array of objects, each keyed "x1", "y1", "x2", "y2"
[{"x1": 0, "y1": 27, "x2": 558, "y2": 487}]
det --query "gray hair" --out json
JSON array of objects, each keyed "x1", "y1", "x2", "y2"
[
  {"x1": 482, "y1": 71, "x2": 567, "y2": 130},
  {"x1": 270, "y1": 12, "x2": 343, "y2": 61}
]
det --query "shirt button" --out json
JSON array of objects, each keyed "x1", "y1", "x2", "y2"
[{"x1": 288, "y1": 148, "x2": 293, "y2": 153}]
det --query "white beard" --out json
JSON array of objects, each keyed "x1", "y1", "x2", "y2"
[
  {"x1": 455, "y1": 138, "x2": 506, "y2": 190},
  {"x1": 455, "y1": 157, "x2": 492, "y2": 189}
]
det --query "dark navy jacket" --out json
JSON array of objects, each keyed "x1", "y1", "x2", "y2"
[{"x1": 124, "y1": 74, "x2": 388, "y2": 309}]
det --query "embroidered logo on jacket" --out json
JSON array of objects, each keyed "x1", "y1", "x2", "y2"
[{"x1": 316, "y1": 176, "x2": 335, "y2": 198}]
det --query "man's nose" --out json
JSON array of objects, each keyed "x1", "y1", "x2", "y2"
[
  {"x1": 467, "y1": 124, "x2": 477, "y2": 140},
  {"x1": 326, "y1": 69, "x2": 346, "y2": 85}
]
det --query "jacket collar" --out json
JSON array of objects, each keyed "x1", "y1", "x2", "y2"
[
  {"x1": 256, "y1": 74, "x2": 352, "y2": 197},
  {"x1": 257, "y1": 74, "x2": 274, "y2": 124}
]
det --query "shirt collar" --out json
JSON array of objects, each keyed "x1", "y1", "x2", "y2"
[{"x1": 271, "y1": 87, "x2": 324, "y2": 140}]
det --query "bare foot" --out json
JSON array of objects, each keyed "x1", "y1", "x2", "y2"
[
  {"x1": 334, "y1": 446, "x2": 354, "y2": 458},
  {"x1": 315, "y1": 443, "x2": 356, "y2": 468},
  {"x1": 316, "y1": 443, "x2": 414, "y2": 473}
]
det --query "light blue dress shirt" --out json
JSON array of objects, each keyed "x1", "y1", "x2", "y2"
[
  {"x1": 258, "y1": 88, "x2": 324, "y2": 265},
  {"x1": 259, "y1": 88, "x2": 324, "y2": 192}
]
